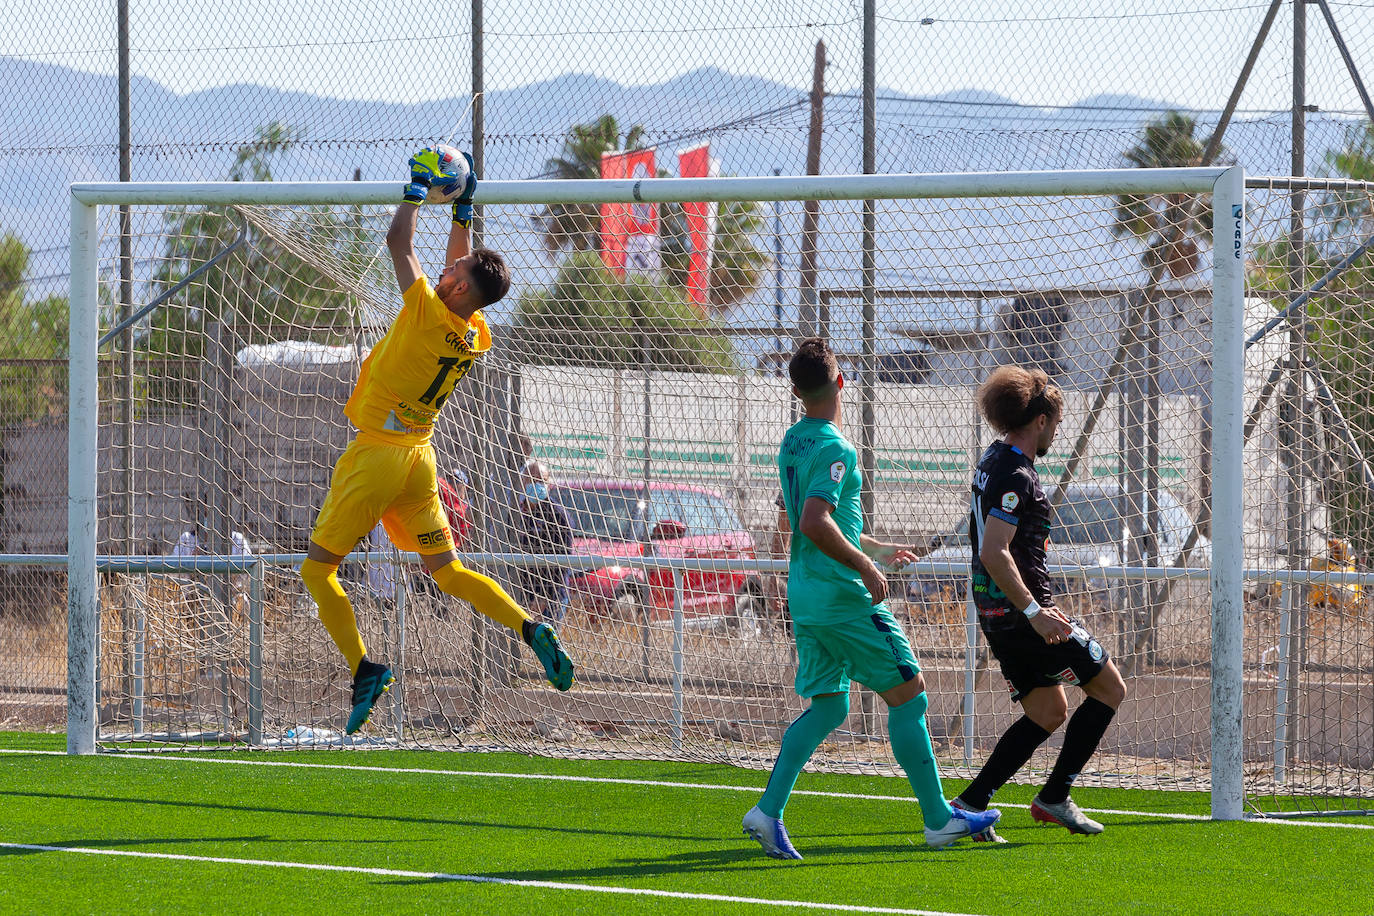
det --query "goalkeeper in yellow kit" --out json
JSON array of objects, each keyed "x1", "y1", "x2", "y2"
[{"x1": 301, "y1": 146, "x2": 574, "y2": 735}]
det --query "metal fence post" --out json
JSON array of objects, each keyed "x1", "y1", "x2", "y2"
[
  {"x1": 672, "y1": 568, "x2": 684, "y2": 751},
  {"x1": 248, "y1": 560, "x2": 263, "y2": 745}
]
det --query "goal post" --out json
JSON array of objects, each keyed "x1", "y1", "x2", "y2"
[
  {"x1": 67, "y1": 168, "x2": 1250, "y2": 813},
  {"x1": 1210, "y1": 165, "x2": 1245, "y2": 821}
]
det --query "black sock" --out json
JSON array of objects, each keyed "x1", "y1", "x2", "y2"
[
  {"x1": 957, "y1": 716, "x2": 1052, "y2": 810},
  {"x1": 1040, "y1": 697, "x2": 1117, "y2": 805}
]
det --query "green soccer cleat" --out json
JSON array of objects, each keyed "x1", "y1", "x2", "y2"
[
  {"x1": 523, "y1": 620, "x2": 574, "y2": 691},
  {"x1": 346, "y1": 657, "x2": 395, "y2": 735}
]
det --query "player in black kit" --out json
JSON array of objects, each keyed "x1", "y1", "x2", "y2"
[{"x1": 950, "y1": 365, "x2": 1127, "y2": 839}]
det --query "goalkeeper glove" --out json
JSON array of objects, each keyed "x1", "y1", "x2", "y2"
[
  {"x1": 402, "y1": 146, "x2": 464, "y2": 205},
  {"x1": 451, "y1": 152, "x2": 477, "y2": 226}
]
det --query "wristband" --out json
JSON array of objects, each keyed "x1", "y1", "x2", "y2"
[{"x1": 1020, "y1": 599, "x2": 1042, "y2": 619}]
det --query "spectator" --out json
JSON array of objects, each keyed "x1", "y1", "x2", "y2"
[
  {"x1": 169, "y1": 523, "x2": 252, "y2": 560},
  {"x1": 513, "y1": 460, "x2": 573, "y2": 623},
  {"x1": 439, "y1": 468, "x2": 474, "y2": 550},
  {"x1": 166, "y1": 522, "x2": 254, "y2": 638}
]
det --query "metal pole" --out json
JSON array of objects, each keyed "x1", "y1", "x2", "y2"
[
  {"x1": 773, "y1": 167, "x2": 784, "y2": 359},
  {"x1": 860, "y1": 0, "x2": 877, "y2": 532},
  {"x1": 640, "y1": 307, "x2": 653, "y2": 684},
  {"x1": 131, "y1": 581, "x2": 144, "y2": 733},
  {"x1": 395, "y1": 555, "x2": 407, "y2": 743},
  {"x1": 248, "y1": 561, "x2": 263, "y2": 745},
  {"x1": 68, "y1": 197, "x2": 100, "y2": 755},
  {"x1": 672, "y1": 568, "x2": 684, "y2": 751},
  {"x1": 1276, "y1": 0, "x2": 1311, "y2": 787},
  {"x1": 471, "y1": 0, "x2": 484, "y2": 246},
  {"x1": 798, "y1": 40, "x2": 826, "y2": 338},
  {"x1": 962, "y1": 596, "x2": 977, "y2": 767},
  {"x1": 1312, "y1": 0, "x2": 1374, "y2": 123},
  {"x1": 1210, "y1": 167, "x2": 1246, "y2": 821},
  {"x1": 118, "y1": 0, "x2": 137, "y2": 726},
  {"x1": 1202, "y1": 0, "x2": 1283, "y2": 166}
]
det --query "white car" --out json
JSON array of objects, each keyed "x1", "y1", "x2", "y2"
[{"x1": 911, "y1": 483, "x2": 1212, "y2": 602}]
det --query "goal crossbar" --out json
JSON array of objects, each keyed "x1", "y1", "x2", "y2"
[{"x1": 70, "y1": 168, "x2": 1230, "y2": 207}]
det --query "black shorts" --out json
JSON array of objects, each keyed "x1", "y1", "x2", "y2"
[{"x1": 982, "y1": 615, "x2": 1109, "y2": 702}]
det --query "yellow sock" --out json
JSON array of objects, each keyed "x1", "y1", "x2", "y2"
[
  {"x1": 300, "y1": 557, "x2": 366, "y2": 675},
  {"x1": 431, "y1": 560, "x2": 530, "y2": 632}
]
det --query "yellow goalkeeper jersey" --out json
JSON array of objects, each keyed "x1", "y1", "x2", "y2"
[{"x1": 344, "y1": 275, "x2": 492, "y2": 446}]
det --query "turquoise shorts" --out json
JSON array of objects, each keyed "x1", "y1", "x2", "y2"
[{"x1": 793, "y1": 605, "x2": 922, "y2": 697}]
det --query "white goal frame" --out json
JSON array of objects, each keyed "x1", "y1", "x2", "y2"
[{"x1": 68, "y1": 167, "x2": 1247, "y2": 819}]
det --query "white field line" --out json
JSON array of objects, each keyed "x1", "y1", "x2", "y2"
[
  {"x1": 0, "y1": 842, "x2": 986, "y2": 916},
  {"x1": 2, "y1": 748, "x2": 1371, "y2": 830}
]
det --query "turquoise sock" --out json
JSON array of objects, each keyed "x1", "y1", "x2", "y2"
[
  {"x1": 757, "y1": 692, "x2": 849, "y2": 818},
  {"x1": 889, "y1": 692, "x2": 954, "y2": 830}
]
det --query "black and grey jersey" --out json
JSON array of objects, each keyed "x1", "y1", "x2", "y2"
[{"x1": 968, "y1": 440, "x2": 1053, "y2": 630}]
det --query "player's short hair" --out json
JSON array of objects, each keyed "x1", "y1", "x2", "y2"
[
  {"x1": 977, "y1": 365, "x2": 1064, "y2": 434},
  {"x1": 789, "y1": 337, "x2": 840, "y2": 401},
  {"x1": 470, "y1": 248, "x2": 510, "y2": 305}
]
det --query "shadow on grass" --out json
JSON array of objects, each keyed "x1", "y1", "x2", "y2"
[
  {"x1": 380, "y1": 835, "x2": 1021, "y2": 887},
  {"x1": 0, "y1": 789, "x2": 706, "y2": 843},
  {"x1": 0, "y1": 835, "x2": 272, "y2": 855}
]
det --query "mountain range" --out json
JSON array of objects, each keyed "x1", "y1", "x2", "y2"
[{"x1": 4, "y1": 56, "x2": 1360, "y2": 338}]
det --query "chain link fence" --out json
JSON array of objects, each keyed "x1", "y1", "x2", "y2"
[{"x1": 4, "y1": 2, "x2": 1374, "y2": 814}]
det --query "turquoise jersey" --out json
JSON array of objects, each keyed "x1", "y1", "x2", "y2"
[{"x1": 778, "y1": 416, "x2": 872, "y2": 623}]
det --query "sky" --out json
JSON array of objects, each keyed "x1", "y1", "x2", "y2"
[{"x1": 6, "y1": 0, "x2": 1374, "y2": 115}]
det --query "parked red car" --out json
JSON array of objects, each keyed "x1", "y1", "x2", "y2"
[{"x1": 548, "y1": 480, "x2": 765, "y2": 628}]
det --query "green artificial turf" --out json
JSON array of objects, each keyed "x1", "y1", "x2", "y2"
[{"x1": 0, "y1": 732, "x2": 1367, "y2": 915}]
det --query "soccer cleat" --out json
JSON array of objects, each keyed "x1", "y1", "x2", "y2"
[
  {"x1": 924, "y1": 803, "x2": 1002, "y2": 848},
  {"x1": 1031, "y1": 794, "x2": 1104, "y2": 835},
  {"x1": 345, "y1": 658, "x2": 395, "y2": 735},
  {"x1": 523, "y1": 620, "x2": 574, "y2": 691},
  {"x1": 742, "y1": 805, "x2": 803, "y2": 860},
  {"x1": 950, "y1": 797, "x2": 1007, "y2": 844}
]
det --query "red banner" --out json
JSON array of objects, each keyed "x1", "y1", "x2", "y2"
[
  {"x1": 600, "y1": 148, "x2": 658, "y2": 277},
  {"x1": 677, "y1": 143, "x2": 713, "y2": 309}
]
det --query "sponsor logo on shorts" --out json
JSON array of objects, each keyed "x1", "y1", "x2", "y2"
[
  {"x1": 830, "y1": 460, "x2": 846, "y2": 483},
  {"x1": 1054, "y1": 667, "x2": 1081, "y2": 686},
  {"x1": 417, "y1": 528, "x2": 449, "y2": 548}
]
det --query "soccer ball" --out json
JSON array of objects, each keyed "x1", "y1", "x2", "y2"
[{"x1": 424, "y1": 144, "x2": 470, "y2": 203}]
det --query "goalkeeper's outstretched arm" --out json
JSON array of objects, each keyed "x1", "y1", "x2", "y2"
[
  {"x1": 445, "y1": 218, "x2": 471, "y2": 268},
  {"x1": 445, "y1": 156, "x2": 478, "y2": 267},
  {"x1": 385, "y1": 202, "x2": 423, "y2": 294}
]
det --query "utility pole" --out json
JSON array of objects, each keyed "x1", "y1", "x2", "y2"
[{"x1": 798, "y1": 40, "x2": 826, "y2": 340}]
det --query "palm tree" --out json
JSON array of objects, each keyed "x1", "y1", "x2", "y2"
[
  {"x1": 532, "y1": 114, "x2": 648, "y2": 254},
  {"x1": 1113, "y1": 111, "x2": 1214, "y2": 281},
  {"x1": 660, "y1": 198, "x2": 769, "y2": 310},
  {"x1": 1112, "y1": 111, "x2": 1223, "y2": 668}
]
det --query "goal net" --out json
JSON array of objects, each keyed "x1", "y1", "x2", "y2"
[{"x1": 51, "y1": 169, "x2": 1370, "y2": 816}]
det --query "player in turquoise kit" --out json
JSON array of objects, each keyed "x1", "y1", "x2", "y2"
[{"x1": 741, "y1": 338, "x2": 1001, "y2": 859}]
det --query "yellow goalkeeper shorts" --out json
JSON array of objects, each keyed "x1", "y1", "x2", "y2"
[{"x1": 310, "y1": 433, "x2": 455, "y2": 558}]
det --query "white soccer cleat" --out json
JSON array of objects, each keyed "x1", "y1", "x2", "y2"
[
  {"x1": 1031, "y1": 794, "x2": 1104, "y2": 834},
  {"x1": 950, "y1": 797, "x2": 1008, "y2": 843},
  {"x1": 742, "y1": 805, "x2": 803, "y2": 860},
  {"x1": 924, "y1": 803, "x2": 1002, "y2": 848}
]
